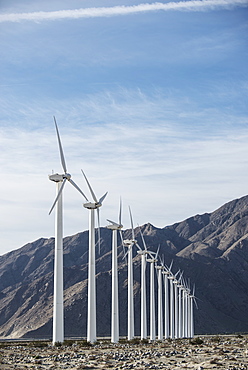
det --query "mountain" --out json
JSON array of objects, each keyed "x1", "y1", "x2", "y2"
[{"x1": 1, "y1": 195, "x2": 248, "y2": 339}]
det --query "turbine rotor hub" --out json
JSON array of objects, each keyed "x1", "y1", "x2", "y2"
[{"x1": 63, "y1": 173, "x2": 71, "y2": 180}]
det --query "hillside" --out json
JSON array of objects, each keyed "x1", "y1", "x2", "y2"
[{"x1": 1, "y1": 195, "x2": 248, "y2": 338}]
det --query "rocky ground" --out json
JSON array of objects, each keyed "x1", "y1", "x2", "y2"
[{"x1": 0, "y1": 335, "x2": 248, "y2": 369}]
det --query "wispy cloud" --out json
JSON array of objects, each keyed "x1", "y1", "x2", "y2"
[
  {"x1": 1, "y1": 88, "x2": 248, "y2": 255},
  {"x1": 0, "y1": 0, "x2": 247, "y2": 23}
]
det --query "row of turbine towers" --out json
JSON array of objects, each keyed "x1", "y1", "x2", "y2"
[{"x1": 49, "y1": 118, "x2": 197, "y2": 344}]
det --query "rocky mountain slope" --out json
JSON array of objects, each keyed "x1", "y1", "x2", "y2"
[{"x1": 1, "y1": 195, "x2": 248, "y2": 339}]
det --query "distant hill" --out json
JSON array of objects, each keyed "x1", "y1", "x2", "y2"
[{"x1": 1, "y1": 195, "x2": 248, "y2": 339}]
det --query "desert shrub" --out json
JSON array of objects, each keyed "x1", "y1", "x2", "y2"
[
  {"x1": 140, "y1": 339, "x2": 149, "y2": 344},
  {"x1": 29, "y1": 341, "x2": 48, "y2": 348},
  {"x1": 78, "y1": 340, "x2": 92, "y2": 347},
  {"x1": 190, "y1": 337, "x2": 204, "y2": 345},
  {"x1": 129, "y1": 338, "x2": 141, "y2": 345},
  {"x1": 63, "y1": 340, "x2": 74, "y2": 346},
  {"x1": 236, "y1": 333, "x2": 243, "y2": 338},
  {"x1": 211, "y1": 336, "x2": 221, "y2": 343}
]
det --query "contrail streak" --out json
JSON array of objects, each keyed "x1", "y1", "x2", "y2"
[{"x1": 0, "y1": 0, "x2": 247, "y2": 23}]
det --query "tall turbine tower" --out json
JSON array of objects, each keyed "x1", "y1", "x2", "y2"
[
  {"x1": 155, "y1": 259, "x2": 163, "y2": 341},
  {"x1": 146, "y1": 247, "x2": 159, "y2": 341},
  {"x1": 161, "y1": 260, "x2": 170, "y2": 339},
  {"x1": 49, "y1": 117, "x2": 87, "y2": 344},
  {"x1": 188, "y1": 283, "x2": 197, "y2": 338},
  {"x1": 173, "y1": 272, "x2": 180, "y2": 339},
  {"x1": 81, "y1": 170, "x2": 107, "y2": 343},
  {"x1": 106, "y1": 200, "x2": 123, "y2": 343},
  {"x1": 137, "y1": 228, "x2": 155, "y2": 340},
  {"x1": 123, "y1": 207, "x2": 139, "y2": 340},
  {"x1": 168, "y1": 268, "x2": 175, "y2": 339},
  {"x1": 177, "y1": 273, "x2": 184, "y2": 338}
]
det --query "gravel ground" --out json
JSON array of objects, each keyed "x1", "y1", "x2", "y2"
[{"x1": 1, "y1": 335, "x2": 248, "y2": 369}]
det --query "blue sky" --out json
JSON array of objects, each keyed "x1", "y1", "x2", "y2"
[{"x1": 0, "y1": 0, "x2": 248, "y2": 255}]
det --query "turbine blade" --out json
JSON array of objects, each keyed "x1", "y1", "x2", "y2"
[
  {"x1": 68, "y1": 178, "x2": 88, "y2": 201},
  {"x1": 119, "y1": 230, "x2": 127, "y2": 264},
  {"x1": 106, "y1": 218, "x2": 119, "y2": 226},
  {"x1": 54, "y1": 116, "x2": 67, "y2": 174},
  {"x1": 155, "y1": 245, "x2": 160, "y2": 259},
  {"x1": 179, "y1": 271, "x2": 184, "y2": 282},
  {"x1": 99, "y1": 191, "x2": 108, "y2": 204},
  {"x1": 159, "y1": 255, "x2": 163, "y2": 266},
  {"x1": 148, "y1": 252, "x2": 154, "y2": 259},
  {"x1": 139, "y1": 226, "x2": 147, "y2": 250},
  {"x1": 135, "y1": 241, "x2": 142, "y2": 252},
  {"x1": 129, "y1": 206, "x2": 135, "y2": 240},
  {"x1": 49, "y1": 178, "x2": 66, "y2": 215},
  {"x1": 119, "y1": 197, "x2": 122, "y2": 225},
  {"x1": 123, "y1": 248, "x2": 129, "y2": 261},
  {"x1": 175, "y1": 269, "x2": 180, "y2": 278},
  {"x1": 193, "y1": 296, "x2": 199, "y2": 309},
  {"x1": 81, "y1": 170, "x2": 98, "y2": 203},
  {"x1": 169, "y1": 260, "x2": 173, "y2": 272},
  {"x1": 97, "y1": 208, "x2": 101, "y2": 255}
]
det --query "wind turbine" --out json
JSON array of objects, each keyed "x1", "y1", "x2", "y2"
[
  {"x1": 167, "y1": 263, "x2": 175, "y2": 339},
  {"x1": 189, "y1": 285, "x2": 197, "y2": 338},
  {"x1": 81, "y1": 170, "x2": 107, "y2": 343},
  {"x1": 136, "y1": 227, "x2": 155, "y2": 340},
  {"x1": 146, "y1": 246, "x2": 159, "y2": 341},
  {"x1": 181, "y1": 279, "x2": 187, "y2": 338},
  {"x1": 155, "y1": 257, "x2": 163, "y2": 341},
  {"x1": 188, "y1": 283, "x2": 198, "y2": 338},
  {"x1": 106, "y1": 199, "x2": 123, "y2": 343},
  {"x1": 123, "y1": 207, "x2": 139, "y2": 340},
  {"x1": 161, "y1": 258, "x2": 170, "y2": 339},
  {"x1": 177, "y1": 272, "x2": 184, "y2": 338},
  {"x1": 49, "y1": 117, "x2": 87, "y2": 344},
  {"x1": 173, "y1": 272, "x2": 180, "y2": 339}
]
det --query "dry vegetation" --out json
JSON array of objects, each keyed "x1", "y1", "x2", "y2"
[{"x1": 1, "y1": 335, "x2": 248, "y2": 369}]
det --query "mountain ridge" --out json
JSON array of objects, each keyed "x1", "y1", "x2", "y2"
[{"x1": 1, "y1": 195, "x2": 248, "y2": 338}]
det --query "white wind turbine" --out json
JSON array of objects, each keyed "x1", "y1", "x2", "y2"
[
  {"x1": 123, "y1": 207, "x2": 139, "y2": 340},
  {"x1": 49, "y1": 117, "x2": 88, "y2": 344},
  {"x1": 181, "y1": 277, "x2": 190, "y2": 338},
  {"x1": 161, "y1": 258, "x2": 170, "y2": 339},
  {"x1": 187, "y1": 283, "x2": 198, "y2": 338},
  {"x1": 155, "y1": 257, "x2": 163, "y2": 341},
  {"x1": 173, "y1": 271, "x2": 180, "y2": 339},
  {"x1": 181, "y1": 278, "x2": 187, "y2": 338},
  {"x1": 106, "y1": 199, "x2": 123, "y2": 343},
  {"x1": 167, "y1": 262, "x2": 175, "y2": 339},
  {"x1": 177, "y1": 272, "x2": 184, "y2": 338},
  {"x1": 81, "y1": 170, "x2": 107, "y2": 343},
  {"x1": 136, "y1": 227, "x2": 155, "y2": 340},
  {"x1": 146, "y1": 246, "x2": 159, "y2": 341}
]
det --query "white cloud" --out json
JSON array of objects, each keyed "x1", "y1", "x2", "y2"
[
  {"x1": 0, "y1": 88, "x2": 248, "y2": 255},
  {"x1": 0, "y1": 0, "x2": 247, "y2": 23}
]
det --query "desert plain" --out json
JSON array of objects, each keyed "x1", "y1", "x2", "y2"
[{"x1": 0, "y1": 335, "x2": 248, "y2": 370}]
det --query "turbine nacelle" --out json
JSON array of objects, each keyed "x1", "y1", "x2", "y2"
[
  {"x1": 49, "y1": 173, "x2": 64, "y2": 182},
  {"x1": 106, "y1": 219, "x2": 123, "y2": 230},
  {"x1": 137, "y1": 249, "x2": 151, "y2": 255},
  {"x1": 146, "y1": 258, "x2": 158, "y2": 263},
  {"x1": 123, "y1": 239, "x2": 134, "y2": 247},
  {"x1": 155, "y1": 265, "x2": 163, "y2": 270},
  {"x1": 83, "y1": 201, "x2": 103, "y2": 210},
  {"x1": 162, "y1": 270, "x2": 170, "y2": 275}
]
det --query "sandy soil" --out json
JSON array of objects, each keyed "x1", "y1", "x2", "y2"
[{"x1": 0, "y1": 335, "x2": 248, "y2": 369}]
